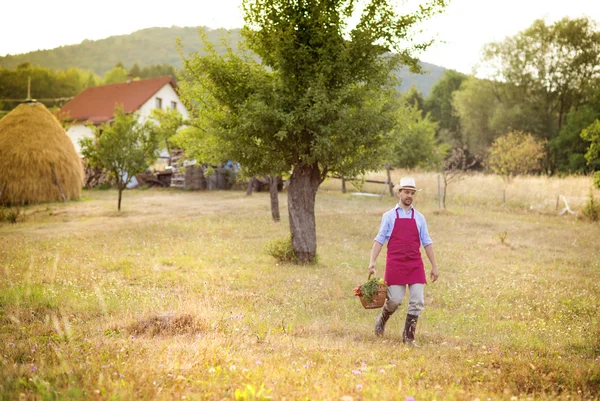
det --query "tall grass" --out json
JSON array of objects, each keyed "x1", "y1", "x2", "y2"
[{"x1": 1, "y1": 176, "x2": 599, "y2": 400}]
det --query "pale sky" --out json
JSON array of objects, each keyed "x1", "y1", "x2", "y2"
[{"x1": 2, "y1": 0, "x2": 599, "y2": 74}]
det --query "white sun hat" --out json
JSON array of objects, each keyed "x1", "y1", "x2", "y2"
[{"x1": 393, "y1": 177, "x2": 422, "y2": 192}]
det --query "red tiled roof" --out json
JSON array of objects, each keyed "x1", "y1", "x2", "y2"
[{"x1": 60, "y1": 76, "x2": 176, "y2": 123}]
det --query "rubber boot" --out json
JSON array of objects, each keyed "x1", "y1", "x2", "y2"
[
  {"x1": 402, "y1": 314, "x2": 419, "y2": 346},
  {"x1": 374, "y1": 308, "x2": 393, "y2": 336}
]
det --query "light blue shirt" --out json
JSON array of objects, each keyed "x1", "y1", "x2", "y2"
[{"x1": 374, "y1": 204, "x2": 433, "y2": 247}]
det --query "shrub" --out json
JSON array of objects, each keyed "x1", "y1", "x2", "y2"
[
  {"x1": 0, "y1": 206, "x2": 21, "y2": 223},
  {"x1": 265, "y1": 236, "x2": 297, "y2": 263},
  {"x1": 487, "y1": 130, "x2": 546, "y2": 181},
  {"x1": 581, "y1": 188, "x2": 600, "y2": 222}
]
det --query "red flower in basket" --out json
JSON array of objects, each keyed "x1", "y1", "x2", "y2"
[{"x1": 354, "y1": 275, "x2": 387, "y2": 309}]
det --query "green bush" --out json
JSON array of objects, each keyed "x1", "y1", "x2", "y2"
[
  {"x1": 265, "y1": 236, "x2": 297, "y2": 263},
  {"x1": 0, "y1": 206, "x2": 21, "y2": 223},
  {"x1": 581, "y1": 188, "x2": 600, "y2": 222}
]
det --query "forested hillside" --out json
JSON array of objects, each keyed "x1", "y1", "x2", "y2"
[{"x1": 0, "y1": 26, "x2": 445, "y2": 96}]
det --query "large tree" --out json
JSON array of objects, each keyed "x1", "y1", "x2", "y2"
[
  {"x1": 245, "y1": 0, "x2": 447, "y2": 263},
  {"x1": 391, "y1": 97, "x2": 446, "y2": 169},
  {"x1": 181, "y1": 0, "x2": 447, "y2": 262},
  {"x1": 480, "y1": 17, "x2": 600, "y2": 139},
  {"x1": 424, "y1": 69, "x2": 467, "y2": 146}
]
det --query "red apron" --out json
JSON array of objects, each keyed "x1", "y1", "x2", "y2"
[{"x1": 385, "y1": 208, "x2": 427, "y2": 285}]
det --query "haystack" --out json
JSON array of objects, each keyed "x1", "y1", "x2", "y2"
[{"x1": 0, "y1": 103, "x2": 84, "y2": 205}]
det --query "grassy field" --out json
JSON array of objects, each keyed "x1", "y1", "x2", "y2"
[{"x1": 1, "y1": 171, "x2": 599, "y2": 400}]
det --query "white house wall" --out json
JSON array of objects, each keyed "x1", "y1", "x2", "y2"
[
  {"x1": 66, "y1": 83, "x2": 189, "y2": 159},
  {"x1": 138, "y1": 84, "x2": 189, "y2": 122},
  {"x1": 138, "y1": 84, "x2": 189, "y2": 159},
  {"x1": 66, "y1": 123, "x2": 95, "y2": 156}
]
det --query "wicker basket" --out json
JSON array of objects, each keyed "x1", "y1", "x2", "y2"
[{"x1": 359, "y1": 274, "x2": 388, "y2": 309}]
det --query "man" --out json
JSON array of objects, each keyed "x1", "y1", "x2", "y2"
[{"x1": 368, "y1": 177, "x2": 439, "y2": 345}]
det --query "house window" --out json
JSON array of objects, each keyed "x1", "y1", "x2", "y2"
[
  {"x1": 155, "y1": 97, "x2": 163, "y2": 109},
  {"x1": 171, "y1": 101, "x2": 177, "y2": 109}
]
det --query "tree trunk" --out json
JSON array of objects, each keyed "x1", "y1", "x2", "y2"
[
  {"x1": 442, "y1": 175, "x2": 448, "y2": 210},
  {"x1": 268, "y1": 175, "x2": 280, "y2": 222},
  {"x1": 118, "y1": 182, "x2": 124, "y2": 211},
  {"x1": 341, "y1": 176, "x2": 346, "y2": 193},
  {"x1": 246, "y1": 177, "x2": 255, "y2": 195},
  {"x1": 287, "y1": 162, "x2": 321, "y2": 263},
  {"x1": 386, "y1": 163, "x2": 393, "y2": 196},
  {"x1": 166, "y1": 141, "x2": 172, "y2": 167}
]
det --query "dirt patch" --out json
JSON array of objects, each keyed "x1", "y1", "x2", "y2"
[{"x1": 126, "y1": 313, "x2": 208, "y2": 337}]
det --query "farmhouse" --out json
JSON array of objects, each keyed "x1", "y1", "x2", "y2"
[{"x1": 59, "y1": 76, "x2": 189, "y2": 157}]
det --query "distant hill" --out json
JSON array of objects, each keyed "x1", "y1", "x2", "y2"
[{"x1": 0, "y1": 26, "x2": 446, "y2": 96}]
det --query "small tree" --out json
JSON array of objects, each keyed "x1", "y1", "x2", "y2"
[
  {"x1": 440, "y1": 146, "x2": 479, "y2": 209},
  {"x1": 581, "y1": 119, "x2": 600, "y2": 188},
  {"x1": 149, "y1": 108, "x2": 185, "y2": 166},
  {"x1": 487, "y1": 130, "x2": 546, "y2": 181},
  {"x1": 80, "y1": 106, "x2": 159, "y2": 211}
]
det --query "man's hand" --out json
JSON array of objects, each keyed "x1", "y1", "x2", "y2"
[
  {"x1": 368, "y1": 262, "x2": 376, "y2": 275},
  {"x1": 430, "y1": 265, "x2": 439, "y2": 282}
]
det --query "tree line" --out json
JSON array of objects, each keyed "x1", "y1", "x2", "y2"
[
  {"x1": 411, "y1": 17, "x2": 600, "y2": 178},
  {"x1": 0, "y1": 62, "x2": 177, "y2": 117}
]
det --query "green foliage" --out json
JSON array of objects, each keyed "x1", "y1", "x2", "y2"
[
  {"x1": 359, "y1": 276, "x2": 386, "y2": 304},
  {"x1": 148, "y1": 108, "x2": 185, "y2": 162},
  {"x1": 103, "y1": 64, "x2": 128, "y2": 84},
  {"x1": 0, "y1": 65, "x2": 100, "y2": 111},
  {"x1": 180, "y1": 0, "x2": 447, "y2": 262},
  {"x1": 0, "y1": 27, "x2": 446, "y2": 96},
  {"x1": 178, "y1": 34, "x2": 287, "y2": 178},
  {"x1": 452, "y1": 77, "x2": 501, "y2": 155},
  {"x1": 391, "y1": 99, "x2": 447, "y2": 169},
  {"x1": 550, "y1": 105, "x2": 600, "y2": 173},
  {"x1": 481, "y1": 17, "x2": 600, "y2": 140},
  {"x1": 79, "y1": 106, "x2": 159, "y2": 210},
  {"x1": 403, "y1": 86, "x2": 425, "y2": 112},
  {"x1": 0, "y1": 206, "x2": 21, "y2": 223},
  {"x1": 487, "y1": 131, "x2": 546, "y2": 180},
  {"x1": 581, "y1": 188, "x2": 599, "y2": 222},
  {"x1": 234, "y1": 384, "x2": 272, "y2": 401},
  {"x1": 424, "y1": 69, "x2": 467, "y2": 144},
  {"x1": 497, "y1": 230, "x2": 508, "y2": 244},
  {"x1": 581, "y1": 120, "x2": 600, "y2": 187},
  {"x1": 264, "y1": 236, "x2": 297, "y2": 263}
]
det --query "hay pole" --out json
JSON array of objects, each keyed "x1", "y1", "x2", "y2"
[{"x1": 51, "y1": 168, "x2": 67, "y2": 203}]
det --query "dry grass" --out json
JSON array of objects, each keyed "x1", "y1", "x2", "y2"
[
  {"x1": 0, "y1": 174, "x2": 599, "y2": 400},
  {"x1": 0, "y1": 102, "x2": 83, "y2": 206}
]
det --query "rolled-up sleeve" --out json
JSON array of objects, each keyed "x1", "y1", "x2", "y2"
[
  {"x1": 419, "y1": 215, "x2": 433, "y2": 247},
  {"x1": 374, "y1": 211, "x2": 393, "y2": 245}
]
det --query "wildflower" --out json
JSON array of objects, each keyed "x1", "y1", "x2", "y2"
[
  {"x1": 406, "y1": 397, "x2": 416, "y2": 401},
  {"x1": 229, "y1": 365, "x2": 236, "y2": 371},
  {"x1": 351, "y1": 370, "x2": 361, "y2": 375},
  {"x1": 208, "y1": 367, "x2": 216, "y2": 374},
  {"x1": 379, "y1": 369, "x2": 386, "y2": 374},
  {"x1": 29, "y1": 365, "x2": 37, "y2": 373},
  {"x1": 356, "y1": 384, "x2": 363, "y2": 390}
]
